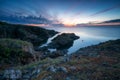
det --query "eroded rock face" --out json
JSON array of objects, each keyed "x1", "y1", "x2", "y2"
[{"x1": 48, "y1": 33, "x2": 79, "y2": 49}]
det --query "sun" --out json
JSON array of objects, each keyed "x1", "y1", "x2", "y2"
[
  {"x1": 63, "y1": 23, "x2": 76, "y2": 27},
  {"x1": 61, "y1": 19, "x2": 77, "y2": 27}
]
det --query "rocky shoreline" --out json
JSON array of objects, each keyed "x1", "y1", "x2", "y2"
[
  {"x1": 0, "y1": 21, "x2": 58, "y2": 47},
  {"x1": 0, "y1": 22, "x2": 120, "y2": 80}
]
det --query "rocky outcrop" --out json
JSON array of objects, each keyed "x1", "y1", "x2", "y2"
[
  {"x1": 0, "y1": 39, "x2": 36, "y2": 68},
  {"x1": 1, "y1": 66, "x2": 41, "y2": 80},
  {"x1": 48, "y1": 33, "x2": 79, "y2": 49},
  {"x1": 0, "y1": 21, "x2": 58, "y2": 46}
]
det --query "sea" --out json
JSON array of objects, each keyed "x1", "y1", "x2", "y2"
[{"x1": 41, "y1": 26, "x2": 120, "y2": 54}]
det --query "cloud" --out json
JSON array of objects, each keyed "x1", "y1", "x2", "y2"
[
  {"x1": 90, "y1": 4, "x2": 120, "y2": 17},
  {"x1": 0, "y1": 15, "x2": 51, "y2": 24}
]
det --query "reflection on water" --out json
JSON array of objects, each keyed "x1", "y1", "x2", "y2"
[
  {"x1": 42, "y1": 26, "x2": 120, "y2": 54},
  {"x1": 40, "y1": 33, "x2": 61, "y2": 47}
]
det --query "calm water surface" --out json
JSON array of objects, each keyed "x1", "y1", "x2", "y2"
[{"x1": 42, "y1": 26, "x2": 120, "y2": 54}]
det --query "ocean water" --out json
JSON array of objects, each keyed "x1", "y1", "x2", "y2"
[{"x1": 41, "y1": 26, "x2": 120, "y2": 54}]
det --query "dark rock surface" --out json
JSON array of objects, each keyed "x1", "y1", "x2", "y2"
[{"x1": 48, "y1": 33, "x2": 79, "y2": 49}]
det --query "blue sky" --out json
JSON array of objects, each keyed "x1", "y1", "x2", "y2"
[{"x1": 0, "y1": 0, "x2": 120, "y2": 25}]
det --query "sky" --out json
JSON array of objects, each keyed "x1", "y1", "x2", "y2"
[{"x1": 0, "y1": 0, "x2": 120, "y2": 26}]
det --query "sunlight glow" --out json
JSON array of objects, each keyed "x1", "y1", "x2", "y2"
[{"x1": 60, "y1": 16, "x2": 91, "y2": 26}]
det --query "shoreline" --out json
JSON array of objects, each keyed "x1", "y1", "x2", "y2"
[{"x1": 0, "y1": 21, "x2": 120, "y2": 80}]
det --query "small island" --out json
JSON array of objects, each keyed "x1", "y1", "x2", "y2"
[{"x1": 48, "y1": 33, "x2": 79, "y2": 49}]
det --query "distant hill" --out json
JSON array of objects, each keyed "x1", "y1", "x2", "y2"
[{"x1": 102, "y1": 19, "x2": 120, "y2": 23}]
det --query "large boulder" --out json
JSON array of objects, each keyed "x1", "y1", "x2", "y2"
[{"x1": 48, "y1": 33, "x2": 79, "y2": 49}]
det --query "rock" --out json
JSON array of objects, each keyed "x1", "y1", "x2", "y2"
[
  {"x1": 57, "y1": 66, "x2": 68, "y2": 73},
  {"x1": 66, "y1": 77, "x2": 71, "y2": 80},
  {"x1": 48, "y1": 33, "x2": 79, "y2": 49},
  {"x1": 36, "y1": 46, "x2": 48, "y2": 51},
  {"x1": 3, "y1": 69, "x2": 22, "y2": 80},
  {"x1": 22, "y1": 67, "x2": 41, "y2": 80},
  {"x1": 40, "y1": 50, "x2": 68, "y2": 59},
  {"x1": 43, "y1": 76, "x2": 52, "y2": 80},
  {"x1": 48, "y1": 50, "x2": 68, "y2": 58},
  {"x1": 69, "y1": 66, "x2": 77, "y2": 71},
  {"x1": 47, "y1": 65, "x2": 56, "y2": 72},
  {"x1": 63, "y1": 54, "x2": 70, "y2": 62},
  {"x1": 47, "y1": 66, "x2": 68, "y2": 73}
]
